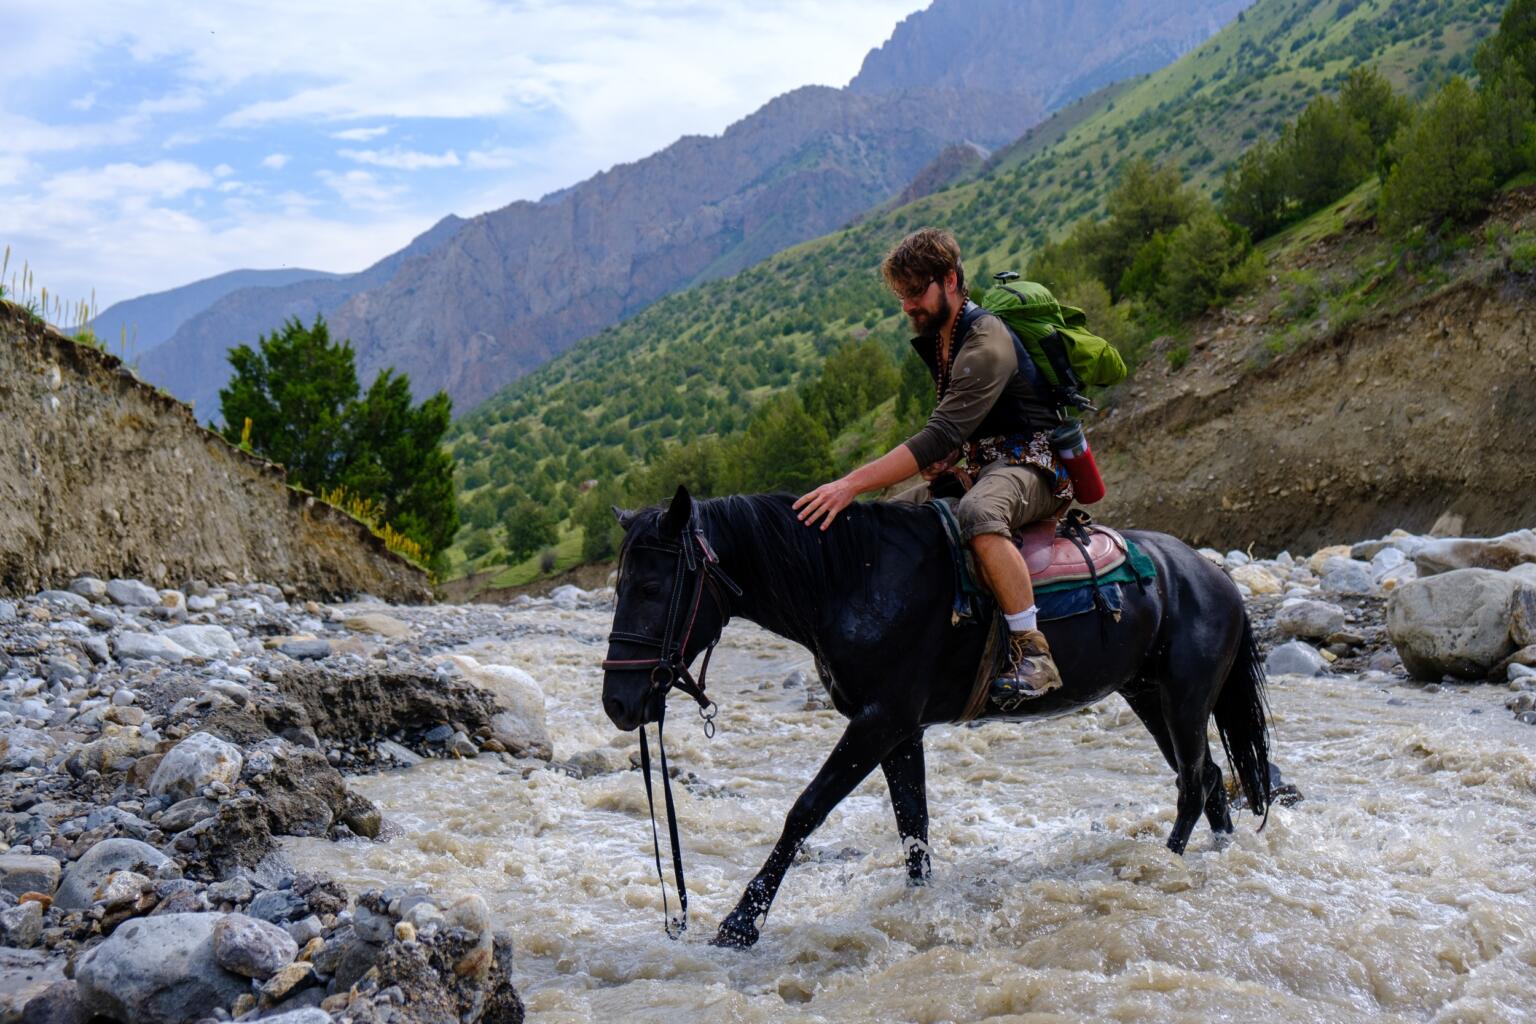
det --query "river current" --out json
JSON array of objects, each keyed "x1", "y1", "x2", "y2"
[{"x1": 289, "y1": 606, "x2": 1536, "y2": 1024}]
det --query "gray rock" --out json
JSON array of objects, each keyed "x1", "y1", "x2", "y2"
[
  {"x1": 564, "y1": 747, "x2": 630, "y2": 778},
  {"x1": 205, "y1": 876, "x2": 254, "y2": 906},
  {"x1": 0, "y1": 726, "x2": 57, "y2": 769},
  {"x1": 158, "y1": 797, "x2": 219, "y2": 833},
  {"x1": 1265, "y1": 641, "x2": 1330, "y2": 677},
  {"x1": 75, "y1": 913, "x2": 249, "y2": 1024},
  {"x1": 1387, "y1": 569, "x2": 1526, "y2": 680},
  {"x1": 1511, "y1": 585, "x2": 1536, "y2": 649},
  {"x1": 161, "y1": 624, "x2": 240, "y2": 659},
  {"x1": 1511, "y1": 564, "x2": 1536, "y2": 586},
  {"x1": 353, "y1": 904, "x2": 394, "y2": 943},
  {"x1": 68, "y1": 576, "x2": 107, "y2": 601},
  {"x1": 38, "y1": 590, "x2": 91, "y2": 611},
  {"x1": 1370, "y1": 547, "x2": 1407, "y2": 572},
  {"x1": 377, "y1": 739, "x2": 424, "y2": 766},
  {"x1": 247, "y1": 889, "x2": 305, "y2": 923},
  {"x1": 206, "y1": 679, "x2": 251, "y2": 705},
  {"x1": 17, "y1": 978, "x2": 87, "y2": 1024},
  {"x1": 0, "y1": 600, "x2": 15, "y2": 623},
  {"x1": 55, "y1": 837, "x2": 172, "y2": 910},
  {"x1": 1414, "y1": 530, "x2": 1536, "y2": 577},
  {"x1": 79, "y1": 635, "x2": 111, "y2": 664},
  {"x1": 86, "y1": 605, "x2": 119, "y2": 630},
  {"x1": 1509, "y1": 663, "x2": 1536, "y2": 681},
  {"x1": 343, "y1": 612, "x2": 412, "y2": 638},
  {"x1": 94, "y1": 869, "x2": 151, "y2": 909},
  {"x1": 286, "y1": 914, "x2": 323, "y2": 946},
  {"x1": 213, "y1": 912, "x2": 298, "y2": 979},
  {"x1": 1320, "y1": 557, "x2": 1377, "y2": 596},
  {"x1": 0, "y1": 853, "x2": 61, "y2": 896},
  {"x1": 111, "y1": 687, "x2": 136, "y2": 706},
  {"x1": 1274, "y1": 599, "x2": 1347, "y2": 640},
  {"x1": 148, "y1": 731, "x2": 243, "y2": 800},
  {"x1": 0, "y1": 900, "x2": 44, "y2": 947},
  {"x1": 257, "y1": 1008, "x2": 335, "y2": 1023},
  {"x1": 112, "y1": 631, "x2": 194, "y2": 663},
  {"x1": 105, "y1": 578, "x2": 160, "y2": 607},
  {"x1": 550, "y1": 584, "x2": 584, "y2": 610},
  {"x1": 422, "y1": 723, "x2": 454, "y2": 744},
  {"x1": 279, "y1": 639, "x2": 332, "y2": 660},
  {"x1": 186, "y1": 594, "x2": 218, "y2": 612}
]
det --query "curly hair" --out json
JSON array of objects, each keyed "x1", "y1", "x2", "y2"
[{"x1": 880, "y1": 227, "x2": 966, "y2": 297}]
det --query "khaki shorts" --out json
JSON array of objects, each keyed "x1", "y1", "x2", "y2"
[{"x1": 892, "y1": 462, "x2": 1069, "y2": 541}]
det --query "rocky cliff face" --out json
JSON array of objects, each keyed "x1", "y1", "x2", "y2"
[
  {"x1": 849, "y1": 0, "x2": 1253, "y2": 108},
  {"x1": 131, "y1": 0, "x2": 1252, "y2": 418},
  {"x1": 0, "y1": 300, "x2": 431, "y2": 601}
]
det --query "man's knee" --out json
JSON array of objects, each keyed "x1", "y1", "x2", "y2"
[{"x1": 956, "y1": 490, "x2": 1012, "y2": 542}]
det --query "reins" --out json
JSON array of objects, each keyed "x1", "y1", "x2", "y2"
[{"x1": 601, "y1": 520, "x2": 741, "y2": 938}]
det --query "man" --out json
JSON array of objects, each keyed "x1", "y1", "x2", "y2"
[{"x1": 794, "y1": 228, "x2": 1070, "y2": 704}]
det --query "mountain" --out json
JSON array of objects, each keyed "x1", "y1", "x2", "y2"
[
  {"x1": 446, "y1": 0, "x2": 1504, "y2": 580},
  {"x1": 87, "y1": 267, "x2": 338, "y2": 357},
  {"x1": 136, "y1": 215, "x2": 465, "y2": 419},
  {"x1": 131, "y1": 0, "x2": 1248, "y2": 418}
]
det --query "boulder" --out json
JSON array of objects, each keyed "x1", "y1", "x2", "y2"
[
  {"x1": 55, "y1": 838, "x2": 171, "y2": 910},
  {"x1": 1386, "y1": 569, "x2": 1526, "y2": 680},
  {"x1": 242, "y1": 737, "x2": 351, "y2": 837},
  {"x1": 0, "y1": 853, "x2": 61, "y2": 896},
  {"x1": 105, "y1": 578, "x2": 160, "y2": 606},
  {"x1": 445, "y1": 657, "x2": 553, "y2": 760},
  {"x1": 149, "y1": 732, "x2": 243, "y2": 800},
  {"x1": 1511, "y1": 585, "x2": 1536, "y2": 649},
  {"x1": 38, "y1": 589, "x2": 91, "y2": 611},
  {"x1": 75, "y1": 913, "x2": 250, "y2": 1024},
  {"x1": 1265, "y1": 640, "x2": 1329, "y2": 677},
  {"x1": 161, "y1": 624, "x2": 240, "y2": 659},
  {"x1": 1320, "y1": 557, "x2": 1376, "y2": 596},
  {"x1": 343, "y1": 612, "x2": 412, "y2": 638},
  {"x1": 1275, "y1": 599, "x2": 1348, "y2": 640},
  {"x1": 0, "y1": 727, "x2": 57, "y2": 769},
  {"x1": 68, "y1": 576, "x2": 108, "y2": 602},
  {"x1": 1413, "y1": 530, "x2": 1536, "y2": 577},
  {"x1": 213, "y1": 912, "x2": 298, "y2": 979},
  {"x1": 549, "y1": 584, "x2": 584, "y2": 610},
  {"x1": 1307, "y1": 544, "x2": 1353, "y2": 575},
  {"x1": 113, "y1": 632, "x2": 194, "y2": 663},
  {"x1": 1230, "y1": 564, "x2": 1282, "y2": 595},
  {"x1": 0, "y1": 900, "x2": 44, "y2": 947}
]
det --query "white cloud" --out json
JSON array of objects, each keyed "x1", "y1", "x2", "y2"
[
  {"x1": 317, "y1": 168, "x2": 405, "y2": 208},
  {"x1": 340, "y1": 147, "x2": 460, "y2": 170},
  {"x1": 331, "y1": 126, "x2": 390, "y2": 141},
  {"x1": 213, "y1": 163, "x2": 233, "y2": 177},
  {"x1": 41, "y1": 161, "x2": 213, "y2": 205},
  {"x1": 260, "y1": 153, "x2": 289, "y2": 170},
  {"x1": 70, "y1": 91, "x2": 97, "y2": 111},
  {"x1": 0, "y1": 156, "x2": 31, "y2": 187}
]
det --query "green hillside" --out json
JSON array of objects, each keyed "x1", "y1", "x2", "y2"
[{"x1": 447, "y1": 0, "x2": 1505, "y2": 584}]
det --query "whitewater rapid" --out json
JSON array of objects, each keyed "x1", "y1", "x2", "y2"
[{"x1": 287, "y1": 606, "x2": 1536, "y2": 1024}]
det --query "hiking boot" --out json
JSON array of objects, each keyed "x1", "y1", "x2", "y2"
[{"x1": 989, "y1": 629, "x2": 1063, "y2": 712}]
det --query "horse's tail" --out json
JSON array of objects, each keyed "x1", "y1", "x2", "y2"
[{"x1": 1212, "y1": 612, "x2": 1271, "y2": 819}]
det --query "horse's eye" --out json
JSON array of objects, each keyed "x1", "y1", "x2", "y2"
[{"x1": 638, "y1": 580, "x2": 662, "y2": 597}]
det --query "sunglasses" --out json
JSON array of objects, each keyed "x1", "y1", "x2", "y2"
[{"x1": 896, "y1": 278, "x2": 938, "y2": 303}]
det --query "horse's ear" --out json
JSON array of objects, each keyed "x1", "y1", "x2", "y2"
[
  {"x1": 612, "y1": 506, "x2": 638, "y2": 530},
  {"x1": 659, "y1": 485, "x2": 692, "y2": 536}
]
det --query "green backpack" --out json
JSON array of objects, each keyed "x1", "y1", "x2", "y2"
[{"x1": 972, "y1": 273, "x2": 1126, "y2": 411}]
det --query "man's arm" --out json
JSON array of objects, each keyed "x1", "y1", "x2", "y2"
[{"x1": 793, "y1": 444, "x2": 920, "y2": 530}]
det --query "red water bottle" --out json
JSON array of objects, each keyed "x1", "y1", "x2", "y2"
[{"x1": 1050, "y1": 420, "x2": 1106, "y2": 504}]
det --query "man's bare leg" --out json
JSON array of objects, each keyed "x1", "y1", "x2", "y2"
[{"x1": 971, "y1": 533, "x2": 1062, "y2": 702}]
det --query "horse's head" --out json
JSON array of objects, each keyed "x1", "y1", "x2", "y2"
[{"x1": 602, "y1": 486, "x2": 734, "y2": 731}]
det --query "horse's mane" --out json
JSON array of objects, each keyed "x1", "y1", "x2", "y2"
[{"x1": 621, "y1": 493, "x2": 935, "y2": 639}]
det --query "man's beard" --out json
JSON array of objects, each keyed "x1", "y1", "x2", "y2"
[{"x1": 908, "y1": 291, "x2": 955, "y2": 336}]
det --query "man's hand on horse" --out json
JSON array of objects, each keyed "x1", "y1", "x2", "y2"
[{"x1": 795, "y1": 478, "x2": 858, "y2": 530}]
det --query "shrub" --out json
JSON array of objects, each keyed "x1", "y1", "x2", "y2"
[{"x1": 1379, "y1": 77, "x2": 1496, "y2": 238}]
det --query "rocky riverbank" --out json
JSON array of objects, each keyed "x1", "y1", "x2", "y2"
[{"x1": 1, "y1": 527, "x2": 1532, "y2": 1023}]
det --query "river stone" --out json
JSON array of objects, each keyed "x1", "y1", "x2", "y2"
[
  {"x1": 1377, "y1": 563, "x2": 1418, "y2": 591},
  {"x1": 0, "y1": 853, "x2": 62, "y2": 896},
  {"x1": 445, "y1": 658, "x2": 552, "y2": 760},
  {"x1": 105, "y1": 578, "x2": 159, "y2": 607},
  {"x1": 254, "y1": 1010, "x2": 333, "y2": 1024},
  {"x1": 1275, "y1": 599, "x2": 1347, "y2": 640},
  {"x1": 68, "y1": 576, "x2": 107, "y2": 602},
  {"x1": 55, "y1": 838, "x2": 171, "y2": 910},
  {"x1": 279, "y1": 639, "x2": 332, "y2": 660},
  {"x1": 377, "y1": 740, "x2": 424, "y2": 766},
  {"x1": 1230, "y1": 564, "x2": 1282, "y2": 595},
  {"x1": 1266, "y1": 640, "x2": 1329, "y2": 677},
  {"x1": 213, "y1": 912, "x2": 298, "y2": 979},
  {"x1": 1320, "y1": 557, "x2": 1376, "y2": 596},
  {"x1": 76, "y1": 913, "x2": 249, "y2": 1024},
  {"x1": 161, "y1": 624, "x2": 240, "y2": 659},
  {"x1": 38, "y1": 589, "x2": 90, "y2": 611},
  {"x1": 95, "y1": 870, "x2": 151, "y2": 909},
  {"x1": 343, "y1": 612, "x2": 412, "y2": 638},
  {"x1": 158, "y1": 797, "x2": 219, "y2": 833},
  {"x1": 66, "y1": 731, "x2": 158, "y2": 778},
  {"x1": 1307, "y1": 544, "x2": 1353, "y2": 575},
  {"x1": 0, "y1": 900, "x2": 44, "y2": 947},
  {"x1": 1387, "y1": 569, "x2": 1525, "y2": 680},
  {"x1": 1413, "y1": 530, "x2": 1536, "y2": 577},
  {"x1": 550, "y1": 584, "x2": 584, "y2": 610},
  {"x1": 1511, "y1": 586, "x2": 1536, "y2": 648},
  {"x1": 149, "y1": 731, "x2": 243, "y2": 800},
  {"x1": 0, "y1": 726, "x2": 57, "y2": 769},
  {"x1": 113, "y1": 631, "x2": 194, "y2": 663}
]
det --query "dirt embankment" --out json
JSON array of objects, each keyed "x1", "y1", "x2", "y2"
[
  {"x1": 1090, "y1": 199, "x2": 1536, "y2": 554},
  {"x1": 0, "y1": 300, "x2": 432, "y2": 601}
]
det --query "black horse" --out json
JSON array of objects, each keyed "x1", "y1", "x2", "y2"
[{"x1": 602, "y1": 486, "x2": 1271, "y2": 950}]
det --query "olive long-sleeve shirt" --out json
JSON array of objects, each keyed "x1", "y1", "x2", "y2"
[{"x1": 903, "y1": 308, "x2": 1056, "y2": 468}]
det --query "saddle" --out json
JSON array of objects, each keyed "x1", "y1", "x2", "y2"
[{"x1": 1014, "y1": 517, "x2": 1128, "y2": 585}]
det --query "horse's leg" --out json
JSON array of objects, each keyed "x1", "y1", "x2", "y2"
[
  {"x1": 1159, "y1": 676, "x2": 1224, "y2": 855},
  {"x1": 1124, "y1": 687, "x2": 1232, "y2": 840},
  {"x1": 713, "y1": 715, "x2": 903, "y2": 949},
  {"x1": 879, "y1": 731, "x2": 930, "y2": 885}
]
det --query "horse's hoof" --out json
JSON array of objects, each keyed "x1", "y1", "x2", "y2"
[{"x1": 711, "y1": 918, "x2": 759, "y2": 949}]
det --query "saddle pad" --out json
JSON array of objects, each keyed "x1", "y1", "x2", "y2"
[{"x1": 1013, "y1": 520, "x2": 1128, "y2": 585}]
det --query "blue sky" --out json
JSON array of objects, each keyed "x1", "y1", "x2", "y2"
[{"x1": 1, "y1": 0, "x2": 921, "y2": 314}]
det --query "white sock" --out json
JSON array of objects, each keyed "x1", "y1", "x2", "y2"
[{"x1": 1004, "y1": 606, "x2": 1038, "y2": 632}]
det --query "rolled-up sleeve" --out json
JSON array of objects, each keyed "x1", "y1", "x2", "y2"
[{"x1": 903, "y1": 319, "x2": 1014, "y2": 467}]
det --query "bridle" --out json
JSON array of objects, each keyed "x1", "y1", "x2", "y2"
[{"x1": 601, "y1": 516, "x2": 742, "y2": 938}]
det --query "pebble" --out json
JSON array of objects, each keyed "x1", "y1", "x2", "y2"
[
  {"x1": 279, "y1": 639, "x2": 332, "y2": 660},
  {"x1": 0, "y1": 853, "x2": 62, "y2": 896},
  {"x1": 213, "y1": 912, "x2": 299, "y2": 979},
  {"x1": 54, "y1": 838, "x2": 171, "y2": 910},
  {"x1": 1265, "y1": 640, "x2": 1330, "y2": 677},
  {"x1": 148, "y1": 732, "x2": 243, "y2": 800},
  {"x1": 112, "y1": 631, "x2": 194, "y2": 663},
  {"x1": 105, "y1": 578, "x2": 160, "y2": 607}
]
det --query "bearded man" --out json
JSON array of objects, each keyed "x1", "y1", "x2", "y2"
[{"x1": 794, "y1": 228, "x2": 1071, "y2": 704}]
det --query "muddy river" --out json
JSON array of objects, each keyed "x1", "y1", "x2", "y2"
[{"x1": 290, "y1": 606, "x2": 1536, "y2": 1023}]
